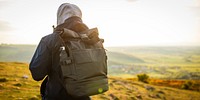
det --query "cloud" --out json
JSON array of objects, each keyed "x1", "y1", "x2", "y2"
[
  {"x1": 0, "y1": 20, "x2": 14, "y2": 32},
  {"x1": 126, "y1": 0, "x2": 138, "y2": 2},
  {"x1": 0, "y1": 0, "x2": 10, "y2": 8}
]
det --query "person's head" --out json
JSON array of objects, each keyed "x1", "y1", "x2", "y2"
[{"x1": 57, "y1": 3, "x2": 82, "y2": 25}]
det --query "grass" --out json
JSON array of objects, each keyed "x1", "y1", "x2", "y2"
[
  {"x1": 91, "y1": 77, "x2": 200, "y2": 100},
  {"x1": 1, "y1": 62, "x2": 200, "y2": 100},
  {"x1": 108, "y1": 63, "x2": 200, "y2": 79},
  {"x1": 0, "y1": 45, "x2": 200, "y2": 99},
  {"x1": 0, "y1": 62, "x2": 41, "y2": 100}
]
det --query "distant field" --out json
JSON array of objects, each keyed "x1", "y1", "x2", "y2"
[
  {"x1": 0, "y1": 44, "x2": 36, "y2": 63},
  {"x1": 107, "y1": 46, "x2": 200, "y2": 65},
  {"x1": 107, "y1": 46, "x2": 200, "y2": 79},
  {"x1": 0, "y1": 44, "x2": 200, "y2": 79}
]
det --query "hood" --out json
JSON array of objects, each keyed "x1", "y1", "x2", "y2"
[{"x1": 57, "y1": 3, "x2": 82, "y2": 25}]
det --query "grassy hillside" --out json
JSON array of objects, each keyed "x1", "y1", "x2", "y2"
[
  {"x1": 107, "y1": 51, "x2": 145, "y2": 65},
  {"x1": 92, "y1": 77, "x2": 200, "y2": 100},
  {"x1": 1, "y1": 44, "x2": 200, "y2": 64},
  {"x1": 107, "y1": 46, "x2": 200, "y2": 64},
  {"x1": 0, "y1": 62, "x2": 41, "y2": 100},
  {"x1": 0, "y1": 44, "x2": 200, "y2": 79},
  {"x1": 0, "y1": 62, "x2": 200, "y2": 100}
]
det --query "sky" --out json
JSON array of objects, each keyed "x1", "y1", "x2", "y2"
[{"x1": 0, "y1": 0, "x2": 200, "y2": 47}]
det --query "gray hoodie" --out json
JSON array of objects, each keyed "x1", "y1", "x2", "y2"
[{"x1": 57, "y1": 3, "x2": 82, "y2": 25}]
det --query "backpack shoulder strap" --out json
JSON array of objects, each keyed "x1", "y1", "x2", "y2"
[{"x1": 40, "y1": 76, "x2": 48, "y2": 98}]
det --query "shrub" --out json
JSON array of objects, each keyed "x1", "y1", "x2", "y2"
[
  {"x1": 0, "y1": 78, "x2": 8, "y2": 82},
  {"x1": 181, "y1": 81, "x2": 193, "y2": 90},
  {"x1": 137, "y1": 74, "x2": 149, "y2": 83}
]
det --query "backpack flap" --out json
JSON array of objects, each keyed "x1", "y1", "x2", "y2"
[
  {"x1": 65, "y1": 48, "x2": 108, "y2": 97},
  {"x1": 60, "y1": 28, "x2": 80, "y2": 39},
  {"x1": 80, "y1": 28, "x2": 100, "y2": 45}
]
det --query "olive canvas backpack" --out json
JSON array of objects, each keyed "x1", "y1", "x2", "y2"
[{"x1": 58, "y1": 28, "x2": 108, "y2": 97}]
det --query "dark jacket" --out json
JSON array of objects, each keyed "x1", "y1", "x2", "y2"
[{"x1": 29, "y1": 17, "x2": 90, "y2": 100}]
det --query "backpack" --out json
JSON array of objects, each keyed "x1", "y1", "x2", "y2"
[{"x1": 58, "y1": 28, "x2": 108, "y2": 97}]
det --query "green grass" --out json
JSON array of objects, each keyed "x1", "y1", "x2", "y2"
[
  {"x1": 92, "y1": 77, "x2": 200, "y2": 100},
  {"x1": 0, "y1": 62, "x2": 41, "y2": 100},
  {"x1": 0, "y1": 62, "x2": 200, "y2": 100}
]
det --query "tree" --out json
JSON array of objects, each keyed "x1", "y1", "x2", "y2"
[{"x1": 137, "y1": 73, "x2": 149, "y2": 83}]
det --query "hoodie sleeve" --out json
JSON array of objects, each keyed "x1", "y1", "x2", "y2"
[{"x1": 29, "y1": 38, "x2": 51, "y2": 81}]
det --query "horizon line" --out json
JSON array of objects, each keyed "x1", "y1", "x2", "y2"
[{"x1": 1, "y1": 43, "x2": 200, "y2": 47}]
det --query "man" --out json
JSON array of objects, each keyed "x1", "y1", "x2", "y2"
[{"x1": 29, "y1": 3, "x2": 90, "y2": 100}]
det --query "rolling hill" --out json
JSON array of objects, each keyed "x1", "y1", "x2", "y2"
[
  {"x1": 107, "y1": 51, "x2": 145, "y2": 65},
  {"x1": 0, "y1": 44, "x2": 200, "y2": 79},
  {"x1": 0, "y1": 44, "x2": 36, "y2": 62}
]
